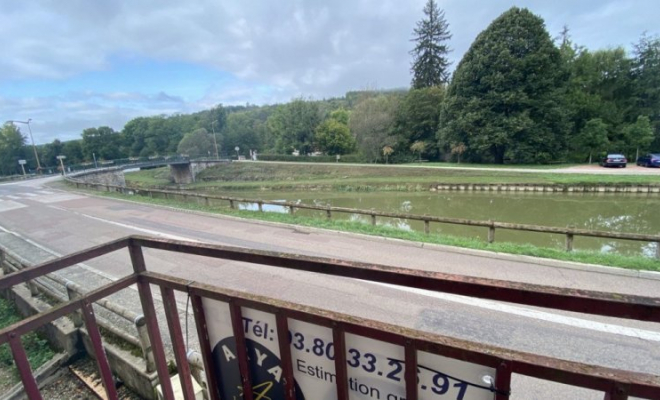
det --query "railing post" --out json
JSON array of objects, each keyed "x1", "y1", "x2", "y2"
[
  {"x1": 65, "y1": 282, "x2": 84, "y2": 328},
  {"x1": 488, "y1": 221, "x2": 495, "y2": 244},
  {"x1": 129, "y1": 243, "x2": 175, "y2": 399},
  {"x1": 229, "y1": 199, "x2": 235, "y2": 209},
  {"x1": 656, "y1": 241, "x2": 660, "y2": 260},
  {"x1": 205, "y1": 196, "x2": 210, "y2": 207},
  {"x1": 566, "y1": 225, "x2": 575, "y2": 252},
  {"x1": 494, "y1": 361, "x2": 512, "y2": 400},
  {"x1": 371, "y1": 214, "x2": 376, "y2": 226},
  {"x1": 326, "y1": 209, "x2": 331, "y2": 220},
  {"x1": 289, "y1": 205, "x2": 295, "y2": 215},
  {"x1": 135, "y1": 315, "x2": 156, "y2": 372},
  {"x1": 424, "y1": 220, "x2": 430, "y2": 235},
  {"x1": 604, "y1": 383, "x2": 629, "y2": 400},
  {"x1": 258, "y1": 201, "x2": 263, "y2": 212}
]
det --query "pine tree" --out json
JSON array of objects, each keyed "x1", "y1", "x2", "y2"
[{"x1": 410, "y1": 0, "x2": 452, "y2": 88}]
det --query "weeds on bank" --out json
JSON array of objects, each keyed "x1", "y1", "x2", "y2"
[
  {"x1": 0, "y1": 298, "x2": 56, "y2": 383},
  {"x1": 70, "y1": 185, "x2": 660, "y2": 272}
]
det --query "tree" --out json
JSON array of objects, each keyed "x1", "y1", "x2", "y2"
[
  {"x1": 382, "y1": 146, "x2": 394, "y2": 164},
  {"x1": 267, "y1": 99, "x2": 321, "y2": 154},
  {"x1": 222, "y1": 112, "x2": 265, "y2": 156},
  {"x1": 177, "y1": 128, "x2": 213, "y2": 158},
  {"x1": 62, "y1": 140, "x2": 84, "y2": 164},
  {"x1": 315, "y1": 109, "x2": 355, "y2": 155},
  {"x1": 395, "y1": 86, "x2": 444, "y2": 159},
  {"x1": 41, "y1": 139, "x2": 64, "y2": 167},
  {"x1": 410, "y1": 0, "x2": 452, "y2": 87},
  {"x1": 0, "y1": 123, "x2": 26, "y2": 175},
  {"x1": 82, "y1": 126, "x2": 123, "y2": 160},
  {"x1": 576, "y1": 118, "x2": 609, "y2": 164},
  {"x1": 438, "y1": 7, "x2": 569, "y2": 164},
  {"x1": 632, "y1": 34, "x2": 660, "y2": 148},
  {"x1": 450, "y1": 142, "x2": 467, "y2": 164},
  {"x1": 410, "y1": 141, "x2": 426, "y2": 161},
  {"x1": 350, "y1": 95, "x2": 400, "y2": 162},
  {"x1": 624, "y1": 115, "x2": 654, "y2": 160}
]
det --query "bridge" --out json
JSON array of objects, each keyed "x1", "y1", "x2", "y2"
[{"x1": 69, "y1": 157, "x2": 231, "y2": 186}]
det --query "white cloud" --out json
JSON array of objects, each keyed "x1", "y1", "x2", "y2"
[{"x1": 0, "y1": 0, "x2": 658, "y2": 143}]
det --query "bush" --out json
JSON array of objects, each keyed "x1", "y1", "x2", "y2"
[{"x1": 257, "y1": 154, "x2": 365, "y2": 163}]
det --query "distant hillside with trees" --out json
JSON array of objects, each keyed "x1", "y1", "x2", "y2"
[{"x1": 2, "y1": 4, "x2": 659, "y2": 175}]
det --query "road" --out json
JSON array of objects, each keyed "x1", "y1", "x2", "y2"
[{"x1": 0, "y1": 176, "x2": 658, "y2": 399}]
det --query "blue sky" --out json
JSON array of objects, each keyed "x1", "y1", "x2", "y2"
[{"x1": 1, "y1": 0, "x2": 658, "y2": 144}]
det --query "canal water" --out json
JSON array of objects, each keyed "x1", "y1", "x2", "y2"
[{"x1": 226, "y1": 190, "x2": 660, "y2": 257}]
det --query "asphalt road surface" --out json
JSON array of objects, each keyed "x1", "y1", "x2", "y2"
[{"x1": 1, "y1": 176, "x2": 658, "y2": 399}]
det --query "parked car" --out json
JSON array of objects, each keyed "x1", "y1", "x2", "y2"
[
  {"x1": 636, "y1": 153, "x2": 660, "y2": 168},
  {"x1": 600, "y1": 154, "x2": 627, "y2": 168}
]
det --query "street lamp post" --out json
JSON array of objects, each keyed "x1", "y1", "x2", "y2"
[
  {"x1": 211, "y1": 120, "x2": 219, "y2": 159},
  {"x1": 56, "y1": 155, "x2": 67, "y2": 175},
  {"x1": 235, "y1": 146, "x2": 240, "y2": 159},
  {"x1": 7, "y1": 119, "x2": 42, "y2": 172}
]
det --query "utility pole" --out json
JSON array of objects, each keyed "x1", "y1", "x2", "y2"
[
  {"x1": 211, "y1": 120, "x2": 219, "y2": 159},
  {"x1": 93, "y1": 152, "x2": 98, "y2": 168},
  {"x1": 7, "y1": 119, "x2": 41, "y2": 172}
]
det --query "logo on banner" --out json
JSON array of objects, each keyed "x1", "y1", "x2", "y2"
[{"x1": 213, "y1": 337, "x2": 306, "y2": 400}]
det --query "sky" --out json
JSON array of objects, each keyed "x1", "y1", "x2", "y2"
[{"x1": 1, "y1": 0, "x2": 658, "y2": 144}]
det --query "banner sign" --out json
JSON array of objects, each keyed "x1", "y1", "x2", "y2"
[{"x1": 203, "y1": 298, "x2": 496, "y2": 400}]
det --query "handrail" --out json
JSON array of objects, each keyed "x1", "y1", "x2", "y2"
[
  {"x1": 0, "y1": 235, "x2": 659, "y2": 399},
  {"x1": 65, "y1": 177, "x2": 660, "y2": 258}
]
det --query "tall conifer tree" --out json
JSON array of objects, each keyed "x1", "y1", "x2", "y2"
[{"x1": 410, "y1": 0, "x2": 452, "y2": 88}]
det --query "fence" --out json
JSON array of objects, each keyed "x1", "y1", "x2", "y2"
[
  {"x1": 1, "y1": 235, "x2": 659, "y2": 399},
  {"x1": 0, "y1": 245, "x2": 156, "y2": 371},
  {"x1": 67, "y1": 178, "x2": 660, "y2": 259}
]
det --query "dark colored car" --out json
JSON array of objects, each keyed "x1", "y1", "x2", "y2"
[
  {"x1": 600, "y1": 154, "x2": 627, "y2": 168},
  {"x1": 636, "y1": 153, "x2": 660, "y2": 168}
]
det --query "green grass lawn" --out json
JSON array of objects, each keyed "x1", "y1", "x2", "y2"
[
  {"x1": 125, "y1": 162, "x2": 660, "y2": 192},
  {"x1": 61, "y1": 182, "x2": 660, "y2": 272}
]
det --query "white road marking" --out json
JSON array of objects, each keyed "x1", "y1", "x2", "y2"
[
  {"x1": 6, "y1": 195, "x2": 21, "y2": 200},
  {"x1": 4, "y1": 192, "x2": 657, "y2": 343},
  {"x1": 0, "y1": 224, "x2": 118, "y2": 283},
  {"x1": 34, "y1": 193, "x2": 84, "y2": 203},
  {"x1": 368, "y1": 281, "x2": 660, "y2": 342},
  {"x1": 0, "y1": 200, "x2": 26, "y2": 212},
  {"x1": 47, "y1": 205, "x2": 200, "y2": 243},
  {"x1": 21, "y1": 192, "x2": 37, "y2": 197}
]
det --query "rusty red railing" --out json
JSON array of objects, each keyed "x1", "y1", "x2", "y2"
[{"x1": 1, "y1": 235, "x2": 659, "y2": 399}]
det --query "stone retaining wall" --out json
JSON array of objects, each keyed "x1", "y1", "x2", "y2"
[
  {"x1": 68, "y1": 168, "x2": 126, "y2": 187},
  {"x1": 431, "y1": 183, "x2": 660, "y2": 194}
]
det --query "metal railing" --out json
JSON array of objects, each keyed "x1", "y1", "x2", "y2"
[
  {"x1": 0, "y1": 235, "x2": 659, "y2": 399},
  {"x1": 0, "y1": 248, "x2": 158, "y2": 371},
  {"x1": 67, "y1": 178, "x2": 660, "y2": 259}
]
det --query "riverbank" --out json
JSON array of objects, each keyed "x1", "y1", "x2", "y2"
[
  {"x1": 125, "y1": 162, "x2": 660, "y2": 192},
  {"x1": 56, "y1": 180, "x2": 660, "y2": 272}
]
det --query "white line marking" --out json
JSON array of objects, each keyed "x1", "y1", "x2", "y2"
[
  {"x1": 367, "y1": 281, "x2": 660, "y2": 342},
  {"x1": 0, "y1": 224, "x2": 118, "y2": 283},
  {"x1": 0, "y1": 200, "x2": 26, "y2": 212},
  {"x1": 47, "y1": 205, "x2": 199, "y2": 243},
  {"x1": 6, "y1": 195, "x2": 20, "y2": 200}
]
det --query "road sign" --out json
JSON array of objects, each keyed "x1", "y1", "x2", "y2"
[{"x1": 18, "y1": 159, "x2": 26, "y2": 165}]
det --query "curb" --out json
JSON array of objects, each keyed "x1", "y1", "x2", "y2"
[{"x1": 57, "y1": 184, "x2": 660, "y2": 282}]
